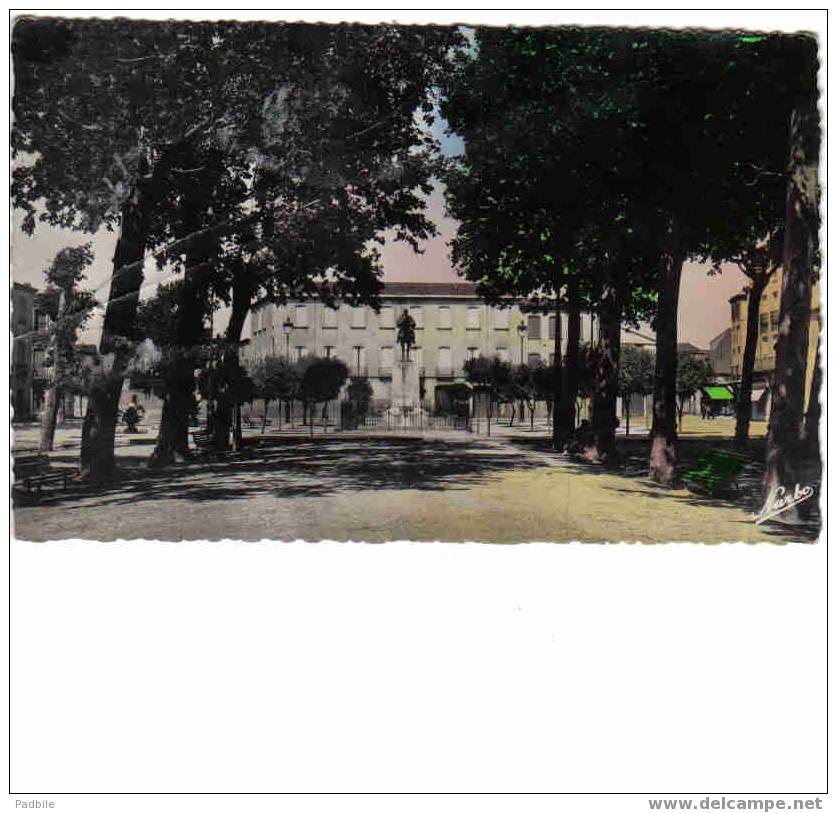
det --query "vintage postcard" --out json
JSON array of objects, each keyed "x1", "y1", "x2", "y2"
[{"x1": 10, "y1": 15, "x2": 823, "y2": 543}]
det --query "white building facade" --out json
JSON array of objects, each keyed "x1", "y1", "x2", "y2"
[{"x1": 244, "y1": 281, "x2": 603, "y2": 410}]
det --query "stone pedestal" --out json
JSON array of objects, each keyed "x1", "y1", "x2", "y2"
[
  {"x1": 391, "y1": 359, "x2": 421, "y2": 409},
  {"x1": 386, "y1": 358, "x2": 426, "y2": 427}
]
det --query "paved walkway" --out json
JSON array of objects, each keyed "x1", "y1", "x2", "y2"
[{"x1": 12, "y1": 428, "x2": 807, "y2": 544}]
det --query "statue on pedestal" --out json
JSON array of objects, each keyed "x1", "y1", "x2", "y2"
[{"x1": 396, "y1": 309, "x2": 416, "y2": 361}]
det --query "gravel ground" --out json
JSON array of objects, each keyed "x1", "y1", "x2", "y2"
[{"x1": 12, "y1": 429, "x2": 808, "y2": 544}]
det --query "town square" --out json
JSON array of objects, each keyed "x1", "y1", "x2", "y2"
[{"x1": 11, "y1": 18, "x2": 821, "y2": 544}]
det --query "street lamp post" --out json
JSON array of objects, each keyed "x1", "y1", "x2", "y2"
[
  {"x1": 282, "y1": 317, "x2": 294, "y2": 425},
  {"x1": 282, "y1": 317, "x2": 294, "y2": 359}
]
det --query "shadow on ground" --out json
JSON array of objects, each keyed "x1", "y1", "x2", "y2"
[
  {"x1": 505, "y1": 434, "x2": 821, "y2": 543},
  {"x1": 14, "y1": 436, "x2": 544, "y2": 511}
]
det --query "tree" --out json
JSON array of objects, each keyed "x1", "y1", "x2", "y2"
[
  {"x1": 250, "y1": 357, "x2": 299, "y2": 433},
  {"x1": 532, "y1": 362, "x2": 558, "y2": 426},
  {"x1": 443, "y1": 27, "x2": 812, "y2": 482},
  {"x1": 12, "y1": 18, "x2": 289, "y2": 478},
  {"x1": 35, "y1": 244, "x2": 97, "y2": 451},
  {"x1": 675, "y1": 354, "x2": 714, "y2": 433},
  {"x1": 762, "y1": 35, "x2": 821, "y2": 514},
  {"x1": 617, "y1": 345, "x2": 654, "y2": 437},
  {"x1": 12, "y1": 18, "x2": 461, "y2": 476},
  {"x1": 463, "y1": 355, "x2": 512, "y2": 437},
  {"x1": 726, "y1": 234, "x2": 783, "y2": 448},
  {"x1": 196, "y1": 344, "x2": 256, "y2": 451},
  {"x1": 297, "y1": 357, "x2": 349, "y2": 437}
]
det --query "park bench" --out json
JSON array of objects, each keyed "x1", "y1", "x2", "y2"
[
  {"x1": 191, "y1": 429, "x2": 217, "y2": 456},
  {"x1": 682, "y1": 450, "x2": 746, "y2": 496},
  {"x1": 14, "y1": 453, "x2": 77, "y2": 495},
  {"x1": 243, "y1": 415, "x2": 272, "y2": 429}
]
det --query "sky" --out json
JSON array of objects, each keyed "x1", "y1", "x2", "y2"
[
  {"x1": 11, "y1": 185, "x2": 748, "y2": 350},
  {"x1": 10, "y1": 99, "x2": 748, "y2": 350}
]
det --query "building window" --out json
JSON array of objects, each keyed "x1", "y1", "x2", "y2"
[
  {"x1": 528, "y1": 352, "x2": 542, "y2": 367},
  {"x1": 760, "y1": 313, "x2": 769, "y2": 333},
  {"x1": 380, "y1": 306, "x2": 394, "y2": 329},
  {"x1": 294, "y1": 305, "x2": 308, "y2": 328},
  {"x1": 323, "y1": 307, "x2": 338, "y2": 328},
  {"x1": 351, "y1": 346, "x2": 366, "y2": 374},
  {"x1": 548, "y1": 315, "x2": 557, "y2": 340},
  {"x1": 32, "y1": 348, "x2": 46, "y2": 370},
  {"x1": 438, "y1": 306, "x2": 452, "y2": 329},
  {"x1": 770, "y1": 310, "x2": 779, "y2": 330},
  {"x1": 324, "y1": 346, "x2": 334, "y2": 358},
  {"x1": 438, "y1": 346, "x2": 452, "y2": 372},
  {"x1": 467, "y1": 347, "x2": 479, "y2": 360},
  {"x1": 295, "y1": 346, "x2": 305, "y2": 360},
  {"x1": 497, "y1": 347, "x2": 509, "y2": 362},
  {"x1": 351, "y1": 307, "x2": 366, "y2": 329},
  {"x1": 34, "y1": 312, "x2": 51, "y2": 332},
  {"x1": 528, "y1": 315, "x2": 541, "y2": 340},
  {"x1": 410, "y1": 305, "x2": 424, "y2": 329},
  {"x1": 381, "y1": 346, "x2": 394, "y2": 370},
  {"x1": 549, "y1": 353, "x2": 555, "y2": 365},
  {"x1": 466, "y1": 307, "x2": 480, "y2": 330},
  {"x1": 495, "y1": 309, "x2": 509, "y2": 330}
]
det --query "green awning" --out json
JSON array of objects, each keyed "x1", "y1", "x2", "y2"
[{"x1": 704, "y1": 386, "x2": 734, "y2": 401}]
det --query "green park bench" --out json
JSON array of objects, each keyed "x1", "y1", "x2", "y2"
[
  {"x1": 682, "y1": 450, "x2": 746, "y2": 496},
  {"x1": 14, "y1": 453, "x2": 78, "y2": 495}
]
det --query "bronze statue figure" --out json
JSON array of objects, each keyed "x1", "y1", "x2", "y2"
[{"x1": 396, "y1": 309, "x2": 416, "y2": 361}]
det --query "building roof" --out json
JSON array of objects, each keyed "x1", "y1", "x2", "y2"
[
  {"x1": 677, "y1": 342, "x2": 708, "y2": 356},
  {"x1": 380, "y1": 281, "x2": 480, "y2": 298},
  {"x1": 709, "y1": 327, "x2": 732, "y2": 346}
]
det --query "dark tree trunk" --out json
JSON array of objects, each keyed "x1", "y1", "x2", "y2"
[
  {"x1": 763, "y1": 96, "x2": 820, "y2": 512},
  {"x1": 211, "y1": 271, "x2": 255, "y2": 451},
  {"x1": 262, "y1": 399, "x2": 270, "y2": 433},
  {"x1": 80, "y1": 182, "x2": 149, "y2": 481},
  {"x1": 551, "y1": 303, "x2": 564, "y2": 450},
  {"x1": 735, "y1": 274, "x2": 768, "y2": 449},
  {"x1": 649, "y1": 249, "x2": 685, "y2": 484},
  {"x1": 233, "y1": 403, "x2": 243, "y2": 449},
  {"x1": 557, "y1": 274, "x2": 580, "y2": 435},
  {"x1": 39, "y1": 385, "x2": 61, "y2": 453},
  {"x1": 39, "y1": 291, "x2": 65, "y2": 452},
  {"x1": 623, "y1": 395, "x2": 630, "y2": 437},
  {"x1": 150, "y1": 162, "x2": 220, "y2": 468},
  {"x1": 590, "y1": 263, "x2": 622, "y2": 462}
]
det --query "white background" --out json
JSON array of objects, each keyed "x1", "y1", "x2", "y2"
[{"x1": 5, "y1": 8, "x2": 829, "y2": 812}]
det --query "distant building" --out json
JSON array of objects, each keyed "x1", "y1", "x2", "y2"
[
  {"x1": 11, "y1": 282, "x2": 51, "y2": 422},
  {"x1": 729, "y1": 269, "x2": 821, "y2": 420},
  {"x1": 676, "y1": 342, "x2": 710, "y2": 361},
  {"x1": 708, "y1": 328, "x2": 732, "y2": 377},
  {"x1": 244, "y1": 281, "x2": 598, "y2": 410}
]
